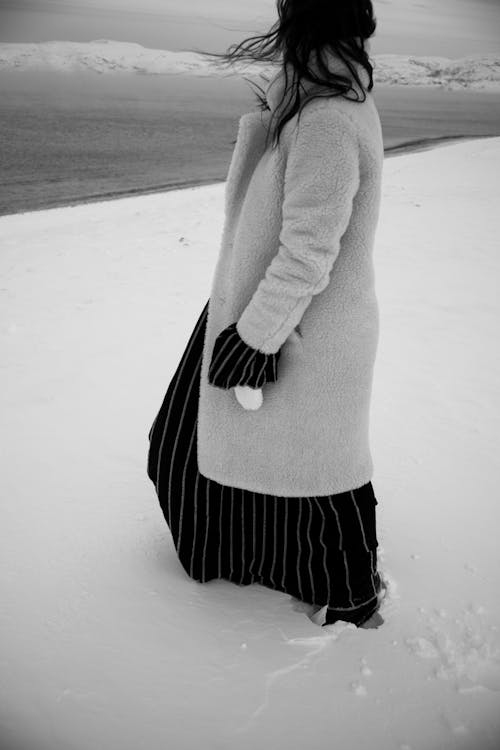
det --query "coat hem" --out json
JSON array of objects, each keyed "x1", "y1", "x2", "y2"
[{"x1": 197, "y1": 463, "x2": 374, "y2": 498}]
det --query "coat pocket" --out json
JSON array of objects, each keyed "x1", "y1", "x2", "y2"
[{"x1": 289, "y1": 323, "x2": 304, "y2": 350}]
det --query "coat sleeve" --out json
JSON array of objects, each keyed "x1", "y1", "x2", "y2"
[
  {"x1": 235, "y1": 104, "x2": 361, "y2": 355},
  {"x1": 208, "y1": 321, "x2": 281, "y2": 390}
]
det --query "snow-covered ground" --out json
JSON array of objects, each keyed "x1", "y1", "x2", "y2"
[
  {"x1": 1, "y1": 39, "x2": 500, "y2": 91},
  {"x1": 1, "y1": 136, "x2": 500, "y2": 750}
]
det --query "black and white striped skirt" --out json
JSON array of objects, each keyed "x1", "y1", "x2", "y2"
[{"x1": 147, "y1": 300, "x2": 381, "y2": 626}]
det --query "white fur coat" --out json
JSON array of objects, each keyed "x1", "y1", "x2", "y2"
[{"x1": 197, "y1": 50, "x2": 384, "y2": 497}]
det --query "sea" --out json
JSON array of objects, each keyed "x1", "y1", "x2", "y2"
[{"x1": 1, "y1": 70, "x2": 499, "y2": 217}]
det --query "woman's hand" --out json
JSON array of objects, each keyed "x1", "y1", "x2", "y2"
[{"x1": 234, "y1": 385, "x2": 263, "y2": 410}]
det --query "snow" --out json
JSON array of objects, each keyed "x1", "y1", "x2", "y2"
[
  {"x1": 1, "y1": 39, "x2": 500, "y2": 91},
  {"x1": 373, "y1": 52, "x2": 500, "y2": 91},
  {"x1": 1, "y1": 136, "x2": 500, "y2": 750}
]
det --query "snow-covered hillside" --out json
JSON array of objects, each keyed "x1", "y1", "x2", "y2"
[
  {"x1": 1, "y1": 137, "x2": 500, "y2": 750},
  {"x1": 1, "y1": 39, "x2": 499, "y2": 91}
]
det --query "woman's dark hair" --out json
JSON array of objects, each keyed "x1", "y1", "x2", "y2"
[{"x1": 188, "y1": 0, "x2": 377, "y2": 149}]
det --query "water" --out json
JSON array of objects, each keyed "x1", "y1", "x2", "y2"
[{"x1": 1, "y1": 70, "x2": 499, "y2": 217}]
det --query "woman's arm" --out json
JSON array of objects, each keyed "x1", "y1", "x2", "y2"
[{"x1": 236, "y1": 104, "x2": 360, "y2": 355}]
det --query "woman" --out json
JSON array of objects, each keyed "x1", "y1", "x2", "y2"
[{"x1": 147, "y1": 0, "x2": 386, "y2": 628}]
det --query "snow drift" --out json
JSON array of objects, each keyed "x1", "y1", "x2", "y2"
[{"x1": 0, "y1": 39, "x2": 499, "y2": 91}]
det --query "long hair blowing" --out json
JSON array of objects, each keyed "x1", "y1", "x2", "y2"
[{"x1": 190, "y1": 0, "x2": 377, "y2": 149}]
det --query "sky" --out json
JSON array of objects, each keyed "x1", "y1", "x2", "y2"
[{"x1": 0, "y1": 0, "x2": 499, "y2": 58}]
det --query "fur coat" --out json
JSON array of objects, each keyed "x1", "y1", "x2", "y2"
[{"x1": 197, "y1": 49, "x2": 384, "y2": 497}]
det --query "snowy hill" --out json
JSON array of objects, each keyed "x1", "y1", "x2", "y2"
[
  {"x1": 1, "y1": 39, "x2": 500, "y2": 91},
  {"x1": 1, "y1": 136, "x2": 500, "y2": 750}
]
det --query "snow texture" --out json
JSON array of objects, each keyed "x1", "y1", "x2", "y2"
[
  {"x1": 1, "y1": 137, "x2": 500, "y2": 749},
  {"x1": 0, "y1": 39, "x2": 499, "y2": 91}
]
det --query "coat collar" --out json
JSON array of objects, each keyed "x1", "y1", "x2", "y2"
[{"x1": 265, "y1": 45, "x2": 371, "y2": 113}]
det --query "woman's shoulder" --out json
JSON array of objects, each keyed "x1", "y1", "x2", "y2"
[
  {"x1": 297, "y1": 93, "x2": 365, "y2": 131},
  {"x1": 287, "y1": 92, "x2": 382, "y2": 156},
  {"x1": 280, "y1": 96, "x2": 362, "y2": 154}
]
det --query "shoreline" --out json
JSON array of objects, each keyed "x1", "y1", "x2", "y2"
[
  {"x1": 383, "y1": 132, "x2": 496, "y2": 156},
  {"x1": 1, "y1": 133, "x2": 495, "y2": 219}
]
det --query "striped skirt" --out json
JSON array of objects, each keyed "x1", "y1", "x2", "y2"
[{"x1": 147, "y1": 300, "x2": 381, "y2": 626}]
